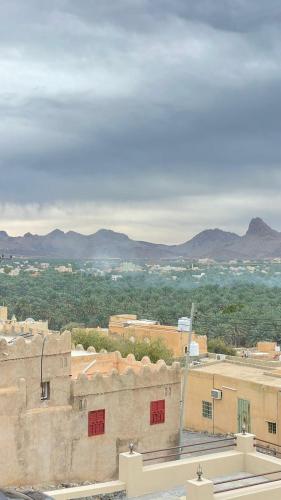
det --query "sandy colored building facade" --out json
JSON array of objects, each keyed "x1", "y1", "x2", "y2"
[
  {"x1": 185, "y1": 358, "x2": 281, "y2": 445},
  {"x1": 254, "y1": 340, "x2": 281, "y2": 359},
  {"x1": 109, "y1": 314, "x2": 207, "y2": 357},
  {"x1": 257, "y1": 341, "x2": 278, "y2": 353},
  {"x1": 0, "y1": 330, "x2": 181, "y2": 488},
  {"x1": 0, "y1": 305, "x2": 49, "y2": 335}
]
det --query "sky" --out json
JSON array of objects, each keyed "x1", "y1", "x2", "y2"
[{"x1": 1, "y1": 0, "x2": 281, "y2": 243}]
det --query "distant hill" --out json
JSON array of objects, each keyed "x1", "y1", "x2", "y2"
[
  {"x1": 175, "y1": 218, "x2": 281, "y2": 260},
  {"x1": 0, "y1": 227, "x2": 174, "y2": 259},
  {"x1": 173, "y1": 228, "x2": 240, "y2": 259},
  {"x1": 1, "y1": 217, "x2": 281, "y2": 260}
]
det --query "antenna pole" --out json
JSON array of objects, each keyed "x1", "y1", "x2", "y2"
[{"x1": 179, "y1": 302, "x2": 195, "y2": 447}]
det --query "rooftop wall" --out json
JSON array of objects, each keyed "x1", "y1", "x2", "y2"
[
  {"x1": 110, "y1": 314, "x2": 137, "y2": 323},
  {"x1": 257, "y1": 341, "x2": 277, "y2": 353},
  {"x1": 0, "y1": 320, "x2": 50, "y2": 335},
  {"x1": 72, "y1": 353, "x2": 181, "y2": 397},
  {"x1": 0, "y1": 330, "x2": 71, "y2": 361}
]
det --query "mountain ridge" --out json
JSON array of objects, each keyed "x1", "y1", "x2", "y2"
[{"x1": 0, "y1": 218, "x2": 280, "y2": 260}]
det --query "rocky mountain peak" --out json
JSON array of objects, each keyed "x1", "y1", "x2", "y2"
[
  {"x1": 246, "y1": 217, "x2": 279, "y2": 238},
  {"x1": 94, "y1": 229, "x2": 130, "y2": 241},
  {"x1": 46, "y1": 229, "x2": 65, "y2": 238}
]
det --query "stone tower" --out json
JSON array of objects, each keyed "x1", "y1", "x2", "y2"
[{"x1": 0, "y1": 306, "x2": 8, "y2": 321}]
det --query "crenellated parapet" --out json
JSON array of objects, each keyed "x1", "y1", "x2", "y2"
[
  {"x1": 0, "y1": 330, "x2": 71, "y2": 360},
  {"x1": 71, "y1": 351, "x2": 181, "y2": 397}
]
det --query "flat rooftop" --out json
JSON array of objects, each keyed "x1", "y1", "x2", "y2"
[
  {"x1": 192, "y1": 360, "x2": 281, "y2": 388},
  {"x1": 124, "y1": 319, "x2": 158, "y2": 325}
]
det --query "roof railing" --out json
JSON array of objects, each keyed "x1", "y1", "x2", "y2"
[
  {"x1": 141, "y1": 436, "x2": 236, "y2": 455},
  {"x1": 214, "y1": 475, "x2": 281, "y2": 494},
  {"x1": 141, "y1": 436, "x2": 237, "y2": 463},
  {"x1": 214, "y1": 469, "x2": 281, "y2": 485},
  {"x1": 255, "y1": 437, "x2": 281, "y2": 448},
  {"x1": 254, "y1": 437, "x2": 281, "y2": 457}
]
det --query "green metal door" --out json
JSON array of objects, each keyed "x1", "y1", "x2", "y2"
[{"x1": 237, "y1": 398, "x2": 251, "y2": 432}]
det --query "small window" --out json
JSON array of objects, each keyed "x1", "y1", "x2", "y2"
[
  {"x1": 41, "y1": 381, "x2": 50, "y2": 401},
  {"x1": 88, "y1": 409, "x2": 105, "y2": 436},
  {"x1": 202, "y1": 400, "x2": 212, "y2": 419},
  {"x1": 150, "y1": 400, "x2": 165, "y2": 425},
  {"x1": 184, "y1": 346, "x2": 188, "y2": 353},
  {"x1": 165, "y1": 386, "x2": 172, "y2": 397},
  {"x1": 79, "y1": 398, "x2": 87, "y2": 411},
  {"x1": 267, "y1": 421, "x2": 277, "y2": 434}
]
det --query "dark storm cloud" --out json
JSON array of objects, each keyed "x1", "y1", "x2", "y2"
[
  {"x1": 1, "y1": 0, "x2": 281, "y2": 238},
  {"x1": 58, "y1": 0, "x2": 281, "y2": 33}
]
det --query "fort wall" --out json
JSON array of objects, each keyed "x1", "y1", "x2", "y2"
[{"x1": 0, "y1": 334, "x2": 181, "y2": 487}]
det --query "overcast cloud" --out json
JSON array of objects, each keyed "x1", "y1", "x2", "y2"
[{"x1": 1, "y1": 0, "x2": 281, "y2": 242}]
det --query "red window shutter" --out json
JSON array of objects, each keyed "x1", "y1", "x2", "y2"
[
  {"x1": 150, "y1": 400, "x2": 165, "y2": 425},
  {"x1": 88, "y1": 409, "x2": 105, "y2": 436}
]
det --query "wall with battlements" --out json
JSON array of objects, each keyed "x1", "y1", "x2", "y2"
[
  {"x1": 0, "y1": 332, "x2": 181, "y2": 488},
  {"x1": 70, "y1": 354, "x2": 180, "y2": 482},
  {"x1": 0, "y1": 305, "x2": 50, "y2": 336},
  {"x1": 0, "y1": 319, "x2": 49, "y2": 335},
  {"x1": 0, "y1": 331, "x2": 72, "y2": 486}
]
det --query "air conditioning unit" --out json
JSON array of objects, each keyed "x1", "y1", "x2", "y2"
[
  {"x1": 211, "y1": 389, "x2": 222, "y2": 400},
  {"x1": 216, "y1": 354, "x2": 226, "y2": 361}
]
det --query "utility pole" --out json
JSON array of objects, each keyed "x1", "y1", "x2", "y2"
[{"x1": 179, "y1": 302, "x2": 195, "y2": 447}]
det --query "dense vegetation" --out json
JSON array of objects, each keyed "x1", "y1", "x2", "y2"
[
  {"x1": 72, "y1": 329, "x2": 173, "y2": 363},
  {"x1": 1, "y1": 269, "x2": 281, "y2": 347},
  {"x1": 207, "y1": 338, "x2": 236, "y2": 356}
]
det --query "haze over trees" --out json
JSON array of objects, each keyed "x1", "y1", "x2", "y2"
[{"x1": 1, "y1": 267, "x2": 281, "y2": 348}]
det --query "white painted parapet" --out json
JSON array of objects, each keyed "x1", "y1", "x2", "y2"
[
  {"x1": 45, "y1": 435, "x2": 281, "y2": 500},
  {"x1": 45, "y1": 480, "x2": 126, "y2": 500},
  {"x1": 119, "y1": 451, "x2": 143, "y2": 497},
  {"x1": 235, "y1": 433, "x2": 255, "y2": 454},
  {"x1": 186, "y1": 477, "x2": 214, "y2": 500},
  {"x1": 118, "y1": 449, "x2": 244, "y2": 497}
]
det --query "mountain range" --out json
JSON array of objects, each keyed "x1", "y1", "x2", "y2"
[{"x1": 0, "y1": 218, "x2": 281, "y2": 260}]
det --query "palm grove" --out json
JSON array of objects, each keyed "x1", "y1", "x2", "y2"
[{"x1": 1, "y1": 268, "x2": 281, "y2": 357}]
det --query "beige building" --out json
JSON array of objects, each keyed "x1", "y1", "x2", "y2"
[
  {"x1": 0, "y1": 330, "x2": 181, "y2": 488},
  {"x1": 257, "y1": 341, "x2": 278, "y2": 353},
  {"x1": 255, "y1": 340, "x2": 281, "y2": 359},
  {"x1": 109, "y1": 314, "x2": 207, "y2": 357},
  {"x1": 0, "y1": 305, "x2": 49, "y2": 335},
  {"x1": 55, "y1": 265, "x2": 73, "y2": 273},
  {"x1": 185, "y1": 358, "x2": 281, "y2": 445}
]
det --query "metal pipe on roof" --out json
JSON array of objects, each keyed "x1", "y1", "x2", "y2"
[{"x1": 82, "y1": 359, "x2": 97, "y2": 374}]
